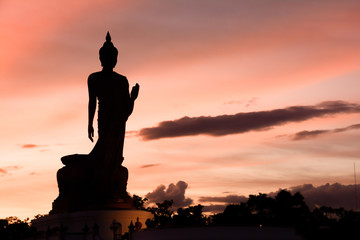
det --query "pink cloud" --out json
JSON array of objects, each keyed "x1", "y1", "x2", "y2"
[{"x1": 145, "y1": 181, "x2": 193, "y2": 208}]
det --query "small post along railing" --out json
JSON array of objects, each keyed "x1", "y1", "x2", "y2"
[{"x1": 110, "y1": 220, "x2": 122, "y2": 240}]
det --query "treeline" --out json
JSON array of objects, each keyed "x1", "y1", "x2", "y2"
[
  {"x1": 0, "y1": 216, "x2": 38, "y2": 240},
  {"x1": 1, "y1": 191, "x2": 359, "y2": 239},
  {"x1": 134, "y1": 190, "x2": 360, "y2": 240}
]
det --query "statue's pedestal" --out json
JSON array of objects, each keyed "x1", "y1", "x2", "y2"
[{"x1": 31, "y1": 210, "x2": 153, "y2": 240}]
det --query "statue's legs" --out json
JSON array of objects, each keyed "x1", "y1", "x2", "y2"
[{"x1": 89, "y1": 121, "x2": 127, "y2": 200}]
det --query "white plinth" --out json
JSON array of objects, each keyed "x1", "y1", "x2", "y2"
[{"x1": 31, "y1": 210, "x2": 153, "y2": 240}]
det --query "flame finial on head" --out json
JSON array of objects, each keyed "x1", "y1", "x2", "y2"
[
  {"x1": 106, "y1": 31, "x2": 111, "y2": 42},
  {"x1": 99, "y1": 31, "x2": 118, "y2": 67}
]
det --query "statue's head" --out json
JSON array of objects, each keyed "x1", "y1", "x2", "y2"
[{"x1": 99, "y1": 32, "x2": 118, "y2": 68}]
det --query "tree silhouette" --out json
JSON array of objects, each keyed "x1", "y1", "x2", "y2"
[
  {"x1": 173, "y1": 205, "x2": 207, "y2": 226},
  {"x1": 0, "y1": 217, "x2": 37, "y2": 240},
  {"x1": 146, "y1": 200, "x2": 174, "y2": 228},
  {"x1": 133, "y1": 194, "x2": 148, "y2": 210}
]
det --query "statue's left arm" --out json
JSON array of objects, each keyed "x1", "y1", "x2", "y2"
[{"x1": 88, "y1": 74, "x2": 97, "y2": 142}]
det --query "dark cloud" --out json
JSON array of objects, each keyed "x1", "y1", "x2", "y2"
[
  {"x1": 200, "y1": 183, "x2": 359, "y2": 213},
  {"x1": 293, "y1": 123, "x2": 360, "y2": 140},
  {"x1": 199, "y1": 194, "x2": 248, "y2": 204},
  {"x1": 145, "y1": 181, "x2": 193, "y2": 208},
  {"x1": 200, "y1": 195, "x2": 248, "y2": 214},
  {"x1": 287, "y1": 183, "x2": 359, "y2": 210},
  {"x1": 293, "y1": 130, "x2": 329, "y2": 140},
  {"x1": 333, "y1": 124, "x2": 360, "y2": 133},
  {"x1": 139, "y1": 101, "x2": 360, "y2": 140},
  {"x1": 266, "y1": 183, "x2": 359, "y2": 210},
  {"x1": 140, "y1": 164, "x2": 160, "y2": 168},
  {"x1": 203, "y1": 204, "x2": 227, "y2": 213}
]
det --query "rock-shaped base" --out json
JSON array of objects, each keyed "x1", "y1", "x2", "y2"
[{"x1": 51, "y1": 154, "x2": 134, "y2": 214}]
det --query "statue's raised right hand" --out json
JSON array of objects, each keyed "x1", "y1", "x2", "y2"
[
  {"x1": 88, "y1": 125, "x2": 94, "y2": 142},
  {"x1": 131, "y1": 83, "x2": 139, "y2": 101}
]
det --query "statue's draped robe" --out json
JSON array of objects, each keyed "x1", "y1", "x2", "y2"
[{"x1": 88, "y1": 71, "x2": 133, "y2": 199}]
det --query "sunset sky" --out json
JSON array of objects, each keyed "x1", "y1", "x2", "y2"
[{"x1": 1, "y1": 0, "x2": 360, "y2": 219}]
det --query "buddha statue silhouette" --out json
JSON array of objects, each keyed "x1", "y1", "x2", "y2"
[{"x1": 52, "y1": 32, "x2": 139, "y2": 213}]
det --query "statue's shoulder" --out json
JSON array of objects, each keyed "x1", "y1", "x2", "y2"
[
  {"x1": 113, "y1": 72, "x2": 127, "y2": 80},
  {"x1": 87, "y1": 72, "x2": 102, "y2": 86},
  {"x1": 113, "y1": 72, "x2": 129, "y2": 84},
  {"x1": 88, "y1": 71, "x2": 101, "y2": 80}
]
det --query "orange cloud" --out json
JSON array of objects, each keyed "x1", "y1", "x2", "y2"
[
  {"x1": 0, "y1": 166, "x2": 21, "y2": 176},
  {"x1": 21, "y1": 144, "x2": 45, "y2": 149}
]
